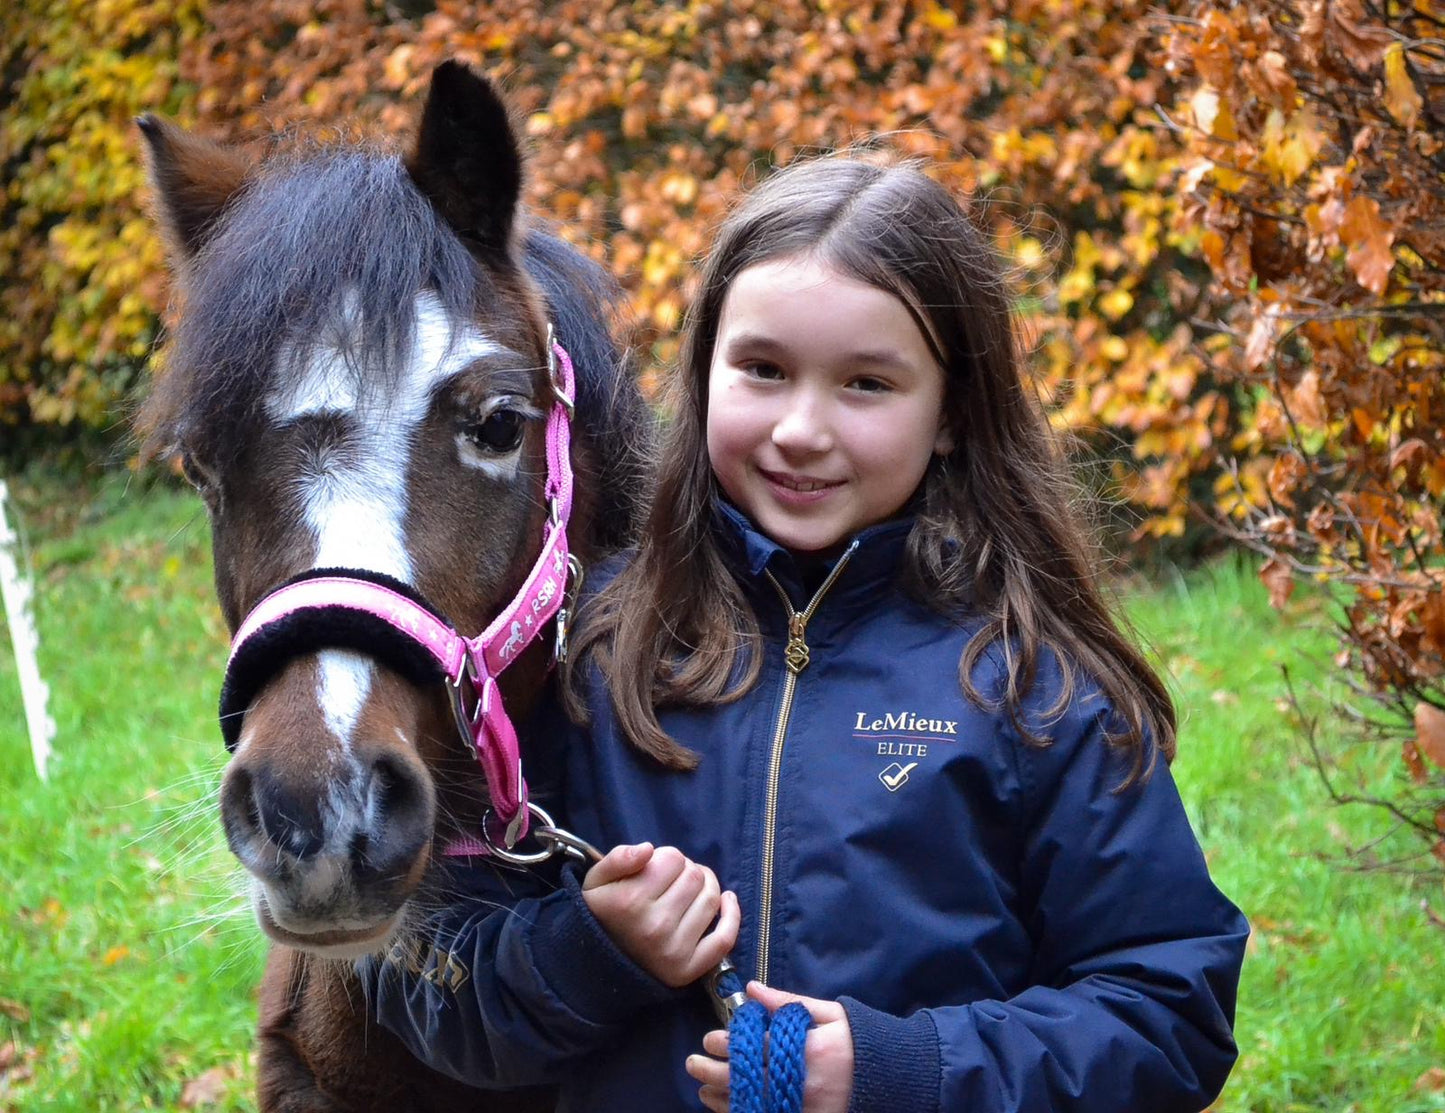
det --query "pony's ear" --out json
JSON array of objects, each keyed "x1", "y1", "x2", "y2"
[
  {"x1": 407, "y1": 61, "x2": 523, "y2": 259},
  {"x1": 136, "y1": 114, "x2": 252, "y2": 262}
]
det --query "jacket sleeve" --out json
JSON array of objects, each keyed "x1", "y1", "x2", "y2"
[
  {"x1": 356, "y1": 691, "x2": 680, "y2": 1088},
  {"x1": 839, "y1": 687, "x2": 1249, "y2": 1113},
  {"x1": 357, "y1": 859, "x2": 678, "y2": 1087}
]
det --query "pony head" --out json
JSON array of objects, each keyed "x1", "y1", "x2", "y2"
[{"x1": 139, "y1": 63, "x2": 645, "y2": 956}]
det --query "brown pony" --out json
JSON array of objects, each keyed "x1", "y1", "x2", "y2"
[{"x1": 138, "y1": 62, "x2": 650, "y2": 1111}]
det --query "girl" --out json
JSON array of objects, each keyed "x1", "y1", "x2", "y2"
[{"x1": 363, "y1": 153, "x2": 1248, "y2": 1113}]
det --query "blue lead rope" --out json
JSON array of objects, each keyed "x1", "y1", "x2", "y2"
[{"x1": 727, "y1": 997, "x2": 812, "y2": 1113}]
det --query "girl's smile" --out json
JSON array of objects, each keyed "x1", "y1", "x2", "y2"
[{"x1": 705, "y1": 253, "x2": 952, "y2": 554}]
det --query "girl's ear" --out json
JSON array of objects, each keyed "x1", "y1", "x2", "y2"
[{"x1": 933, "y1": 419, "x2": 956, "y2": 456}]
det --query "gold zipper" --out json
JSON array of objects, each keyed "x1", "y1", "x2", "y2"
[{"x1": 755, "y1": 542, "x2": 857, "y2": 985}]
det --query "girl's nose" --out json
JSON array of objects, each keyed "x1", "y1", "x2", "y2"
[{"x1": 771, "y1": 394, "x2": 832, "y2": 455}]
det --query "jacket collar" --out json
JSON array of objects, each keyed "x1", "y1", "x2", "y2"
[{"x1": 712, "y1": 500, "x2": 913, "y2": 602}]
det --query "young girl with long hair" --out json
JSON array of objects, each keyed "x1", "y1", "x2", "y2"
[{"x1": 363, "y1": 151, "x2": 1247, "y2": 1113}]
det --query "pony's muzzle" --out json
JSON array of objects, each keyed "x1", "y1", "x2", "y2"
[{"x1": 220, "y1": 739, "x2": 436, "y2": 944}]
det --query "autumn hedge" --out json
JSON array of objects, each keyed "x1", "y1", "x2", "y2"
[
  {"x1": 0, "y1": 0, "x2": 201, "y2": 428},
  {"x1": 2, "y1": 1, "x2": 1442, "y2": 874},
  {"x1": 1161, "y1": 0, "x2": 1445, "y2": 878}
]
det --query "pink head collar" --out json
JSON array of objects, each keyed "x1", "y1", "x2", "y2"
[{"x1": 220, "y1": 333, "x2": 580, "y2": 852}]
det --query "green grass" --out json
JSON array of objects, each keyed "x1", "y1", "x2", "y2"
[
  {"x1": 1131, "y1": 564, "x2": 1445, "y2": 1112},
  {"x1": 1, "y1": 473, "x2": 1442, "y2": 1111},
  {"x1": 0, "y1": 471, "x2": 264, "y2": 1112}
]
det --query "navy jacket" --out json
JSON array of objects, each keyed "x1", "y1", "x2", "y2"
[{"x1": 361, "y1": 505, "x2": 1248, "y2": 1112}]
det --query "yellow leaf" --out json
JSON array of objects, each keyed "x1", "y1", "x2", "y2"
[
  {"x1": 1099, "y1": 335, "x2": 1129, "y2": 362},
  {"x1": 1209, "y1": 163, "x2": 1249, "y2": 193},
  {"x1": 1261, "y1": 108, "x2": 1323, "y2": 187},
  {"x1": 1384, "y1": 43, "x2": 1423, "y2": 129},
  {"x1": 923, "y1": 4, "x2": 957, "y2": 31},
  {"x1": 382, "y1": 45, "x2": 414, "y2": 90},
  {"x1": 1098, "y1": 288, "x2": 1135, "y2": 321},
  {"x1": 103, "y1": 945, "x2": 130, "y2": 966}
]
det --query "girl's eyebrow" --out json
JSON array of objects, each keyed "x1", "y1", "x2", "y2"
[
  {"x1": 723, "y1": 332, "x2": 917, "y2": 372},
  {"x1": 722, "y1": 332, "x2": 790, "y2": 357}
]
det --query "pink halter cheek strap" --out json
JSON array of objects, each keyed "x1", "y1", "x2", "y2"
[{"x1": 221, "y1": 338, "x2": 579, "y2": 851}]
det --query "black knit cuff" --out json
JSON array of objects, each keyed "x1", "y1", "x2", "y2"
[{"x1": 840, "y1": 997, "x2": 940, "y2": 1113}]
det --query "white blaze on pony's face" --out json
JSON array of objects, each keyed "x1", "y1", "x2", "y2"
[
  {"x1": 259, "y1": 291, "x2": 517, "y2": 753},
  {"x1": 266, "y1": 290, "x2": 509, "y2": 582}
]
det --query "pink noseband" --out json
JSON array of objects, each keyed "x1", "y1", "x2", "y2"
[{"x1": 221, "y1": 333, "x2": 580, "y2": 851}]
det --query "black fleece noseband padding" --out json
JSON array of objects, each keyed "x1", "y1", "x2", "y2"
[{"x1": 219, "y1": 567, "x2": 454, "y2": 751}]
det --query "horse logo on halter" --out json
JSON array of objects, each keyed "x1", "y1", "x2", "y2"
[{"x1": 499, "y1": 620, "x2": 525, "y2": 659}]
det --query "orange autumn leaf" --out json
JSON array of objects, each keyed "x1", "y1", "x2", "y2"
[
  {"x1": 1260, "y1": 557, "x2": 1295, "y2": 610},
  {"x1": 1340, "y1": 195, "x2": 1396, "y2": 294},
  {"x1": 1416, "y1": 702, "x2": 1445, "y2": 770},
  {"x1": 1244, "y1": 304, "x2": 1280, "y2": 370},
  {"x1": 1327, "y1": 0, "x2": 1394, "y2": 71},
  {"x1": 1417, "y1": 1068, "x2": 1445, "y2": 1094}
]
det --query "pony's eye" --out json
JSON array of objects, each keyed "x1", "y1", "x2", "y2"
[
  {"x1": 467, "y1": 408, "x2": 526, "y2": 454},
  {"x1": 179, "y1": 451, "x2": 215, "y2": 494}
]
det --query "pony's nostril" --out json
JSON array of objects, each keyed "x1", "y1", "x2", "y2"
[
  {"x1": 368, "y1": 755, "x2": 422, "y2": 824},
  {"x1": 253, "y1": 778, "x2": 328, "y2": 861},
  {"x1": 220, "y1": 767, "x2": 262, "y2": 842},
  {"x1": 361, "y1": 754, "x2": 432, "y2": 876},
  {"x1": 349, "y1": 830, "x2": 371, "y2": 870}
]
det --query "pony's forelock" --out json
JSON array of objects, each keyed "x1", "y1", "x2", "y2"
[{"x1": 143, "y1": 145, "x2": 480, "y2": 464}]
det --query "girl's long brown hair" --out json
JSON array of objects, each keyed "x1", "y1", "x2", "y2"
[{"x1": 564, "y1": 152, "x2": 1174, "y2": 784}]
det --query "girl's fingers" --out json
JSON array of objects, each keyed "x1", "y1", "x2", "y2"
[
  {"x1": 688, "y1": 1054, "x2": 731, "y2": 1112},
  {"x1": 701, "y1": 1029, "x2": 729, "y2": 1058},
  {"x1": 706, "y1": 891, "x2": 742, "y2": 952},
  {"x1": 581, "y1": 842, "x2": 653, "y2": 890},
  {"x1": 653, "y1": 857, "x2": 708, "y2": 918},
  {"x1": 685, "y1": 1053, "x2": 729, "y2": 1087},
  {"x1": 635, "y1": 845, "x2": 691, "y2": 900},
  {"x1": 673, "y1": 865, "x2": 722, "y2": 943},
  {"x1": 745, "y1": 980, "x2": 846, "y2": 1023}
]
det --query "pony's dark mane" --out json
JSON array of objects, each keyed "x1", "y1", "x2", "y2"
[{"x1": 141, "y1": 140, "x2": 651, "y2": 551}]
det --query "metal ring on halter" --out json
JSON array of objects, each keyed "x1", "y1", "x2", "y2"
[
  {"x1": 447, "y1": 654, "x2": 483, "y2": 749},
  {"x1": 553, "y1": 553, "x2": 586, "y2": 664},
  {"x1": 545, "y1": 324, "x2": 575, "y2": 418},
  {"x1": 482, "y1": 802, "x2": 605, "y2": 866}
]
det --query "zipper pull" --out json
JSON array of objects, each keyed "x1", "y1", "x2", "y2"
[{"x1": 784, "y1": 611, "x2": 810, "y2": 674}]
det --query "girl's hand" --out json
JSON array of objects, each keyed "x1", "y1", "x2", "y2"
[
  {"x1": 581, "y1": 843, "x2": 740, "y2": 988},
  {"x1": 685, "y1": 981, "x2": 855, "y2": 1113}
]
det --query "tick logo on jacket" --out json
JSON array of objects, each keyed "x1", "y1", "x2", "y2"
[{"x1": 853, "y1": 708, "x2": 958, "y2": 758}]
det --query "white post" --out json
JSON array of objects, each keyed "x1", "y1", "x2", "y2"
[{"x1": 0, "y1": 479, "x2": 54, "y2": 781}]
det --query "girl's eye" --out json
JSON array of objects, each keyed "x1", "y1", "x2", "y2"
[
  {"x1": 742, "y1": 361, "x2": 783, "y2": 381},
  {"x1": 851, "y1": 376, "x2": 891, "y2": 393},
  {"x1": 466, "y1": 408, "x2": 526, "y2": 454}
]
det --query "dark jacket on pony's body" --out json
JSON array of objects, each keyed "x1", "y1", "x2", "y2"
[{"x1": 361, "y1": 505, "x2": 1248, "y2": 1113}]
